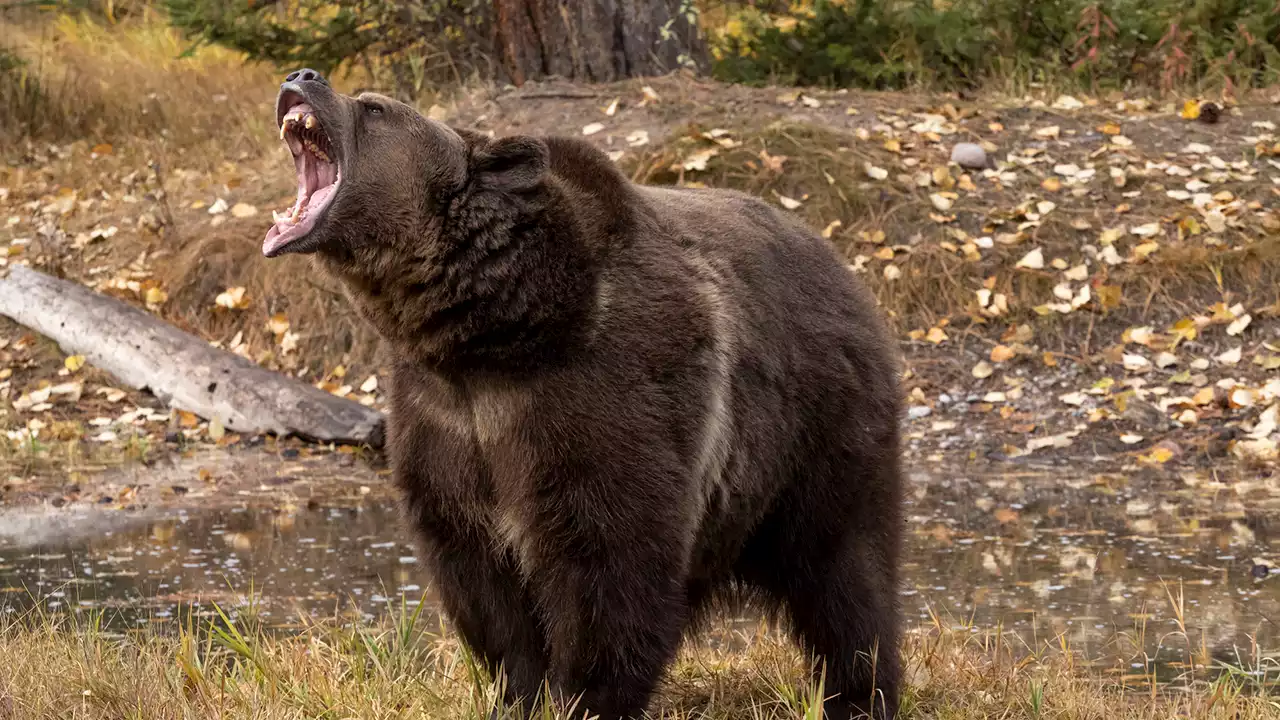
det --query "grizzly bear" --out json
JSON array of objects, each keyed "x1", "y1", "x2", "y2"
[{"x1": 262, "y1": 68, "x2": 904, "y2": 720}]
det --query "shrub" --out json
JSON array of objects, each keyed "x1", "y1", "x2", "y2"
[{"x1": 707, "y1": 0, "x2": 1280, "y2": 91}]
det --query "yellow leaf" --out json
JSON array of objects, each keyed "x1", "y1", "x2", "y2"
[
  {"x1": 214, "y1": 286, "x2": 249, "y2": 310},
  {"x1": 208, "y1": 417, "x2": 225, "y2": 441},
  {"x1": 145, "y1": 286, "x2": 168, "y2": 306},
  {"x1": 1098, "y1": 122, "x2": 1122, "y2": 135},
  {"x1": 91, "y1": 143, "x2": 113, "y2": 156},
  {"x1": 1169, "y1": 317, "x2": 1198, "y2": 346},
  {"x1": 821, "y1": 220, "x2": 842, "y2": 239},
  {"x1": 1181, "y1": 99, "x2": 1201, "y2": 120},
  {"x1": 1041, "y1": 177, "x2": 1062, "y2": 192},
  {"x1": 931, "y1": 166, "x2": 954, "y2": 190},
  {"x1": 990, "y1": 345, "x2": 1016, "y2": 363},
  {"x1": 925, "y1": 327, "x2": 948, "y2": 344},
  {"x1": 1138, "y1": 446, "x2": 1174, "y2": 464},
  {"x1": 64, "y1": 355, "x2": 86, "y2": 372},
  {"x1": 267, "y1": 313, "x2": 290, "y2": 335}
]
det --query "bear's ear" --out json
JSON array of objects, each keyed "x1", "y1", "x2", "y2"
[{"x1": 471, "y1": 136, "x2": 548, "y2": 192}]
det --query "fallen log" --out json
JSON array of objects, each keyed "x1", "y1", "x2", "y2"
[{"x1": 0, "y1": 264, "x2": 385, "y2": 447}]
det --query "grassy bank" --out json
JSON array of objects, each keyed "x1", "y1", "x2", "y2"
[{"x1": 1, "y1": 600, "x2": 1279, "y2": 720}]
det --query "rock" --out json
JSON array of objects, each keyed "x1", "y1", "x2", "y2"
[{"x1": 950, "y1": 142, "x2": 988, "y2": 169}]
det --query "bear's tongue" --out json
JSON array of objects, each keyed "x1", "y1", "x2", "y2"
[{"x1": 263, "y1": 103, "x2": 340, "y2": 256}]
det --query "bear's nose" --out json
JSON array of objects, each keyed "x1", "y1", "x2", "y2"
[{"x1": 285, "y1": 68, "x2": 328, "y2": 85}]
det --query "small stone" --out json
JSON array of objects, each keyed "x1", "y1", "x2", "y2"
[{"x1": 950, "y1": 142, "x2": 988, "y2": 169}]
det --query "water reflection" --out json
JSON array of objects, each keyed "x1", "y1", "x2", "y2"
[
  {"x1": 2, "y1": 466, "x2": 1279, "y2": 680},
  {"x1": 0, "y1": 503, "x2": 428, "y2": 629}
]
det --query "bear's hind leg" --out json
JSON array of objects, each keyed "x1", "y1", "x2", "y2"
[{"x1": 737, "y1": 461, "x2": 903, "y2": 720}]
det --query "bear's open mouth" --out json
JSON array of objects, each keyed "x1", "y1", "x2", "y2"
[{"x1": 263, "y1": 101, "x2": 341, "y2": 256}]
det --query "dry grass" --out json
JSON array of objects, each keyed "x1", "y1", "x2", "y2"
[
  {"x1": 1, "y1": 597, "x2": 1279, "y2": 720},
  {"x1": 2, "y1": 10, "x2": 274, "y2": 148},
  {"x1": 160, "y1": 230, "x2": 385, "y2": 371}
]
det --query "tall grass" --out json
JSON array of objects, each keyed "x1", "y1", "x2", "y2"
[
  {"x1": 3, "y1": 592, "x2": 1280, "y2": 719},
  {"x1": 3, "y1": 9, "x2": 279, "y2": 147}
]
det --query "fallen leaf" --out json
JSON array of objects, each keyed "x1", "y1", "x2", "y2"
[
  {"x1": 972, "y1": 361, "x2": 994, "y2": 379},
  {"x1": 1227, "y1": 314, "x2": 1252, "y2": 336},
  {"x1": 64, "y1": 355, "x2": 85, "y2": 372},
  {"x1": 1137, "y1": 446, "x2": 1174, "y2": 464},
  {"x1": 758, "y1": 149, "x2": 786, "y2": 172},
  {"x1": 1123, "y1": 354, "x2": 1152, "y2": 372},
  {"x1": 230, "y1": 203, "x2": 257, "y2": 218},
  {"x1": 681, "y1": 148, "x2": 717, "y2": 171},
  {"x1": 1053, "y1": 94, "x2": 1084, "y2": 110},
  {"x1": 1016, "y1": 248, "x2": 1045, "y2": 270},
  {"x1": 990, "y1": 345, "x2": 1016, "y2": 363},
  {"x1": 582, "y1": 122, "x2": 605, "y2": 136},
  {"x1": 214, "y1": 287, "x2": 249, "y2": 310},
  {"x1": 266, "y1": 313, "x2": 290, "y2": 335}
]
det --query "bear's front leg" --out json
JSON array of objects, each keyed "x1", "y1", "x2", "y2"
[
  {"x1": 412, "y1": 510, "x2": 550, "y2": 716},
  {"x1": 522, "y1": 480, "x2": 693, "y2": 720}
]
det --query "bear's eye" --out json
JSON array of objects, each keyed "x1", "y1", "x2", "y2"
[{"x1": 362, "y1": 102, "x2": 383, "y2": 116}]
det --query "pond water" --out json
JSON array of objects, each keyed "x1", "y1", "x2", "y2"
[{"x1": 3, "y1": 463, "x2": 1279, "y2": 684}]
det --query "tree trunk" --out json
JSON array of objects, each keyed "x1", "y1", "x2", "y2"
[
  {"x1": 492, "y1": 0, "x2": 707, "y2": 85},
  {"x1": 0, "y1": 264, "x2": 385, "y2": 448}
]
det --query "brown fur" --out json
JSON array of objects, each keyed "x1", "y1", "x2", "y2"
[{"x1": 266, "y1": 70, "x2": 904, "y2": 720}]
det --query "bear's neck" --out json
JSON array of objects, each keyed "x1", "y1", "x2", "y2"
[{"x1": 320, "y1": 180, "x2": 602, "y2": 375}]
